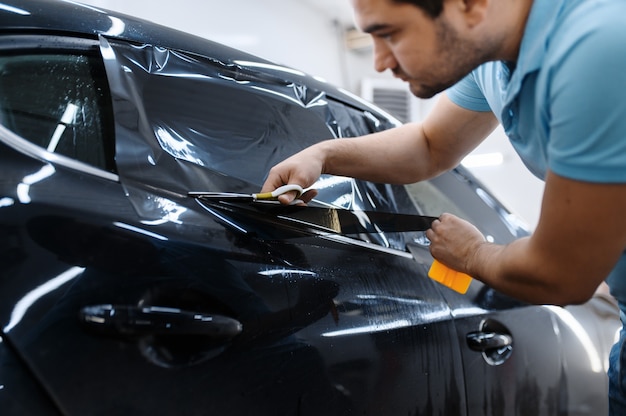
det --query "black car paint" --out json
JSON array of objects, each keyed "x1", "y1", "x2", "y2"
[
  {"x1": 0, "y1": 0, "x2": 616, "y2": 415},
  {"x1": 0, "y1": 138, "x2": 465, "y2": 414}
]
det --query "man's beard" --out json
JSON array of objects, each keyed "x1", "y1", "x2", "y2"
[{"x1": 407, "y1": 19, "x2": 492, "y2": 99}]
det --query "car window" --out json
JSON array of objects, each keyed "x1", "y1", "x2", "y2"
[
  {"x1": 0, "y1": 49, "x2": 115, "y2": 173},
  {"x1": 140, "y1": 75, "x2": 335, "y2": 185},
  {"x1": 107, "y1": 54, "x2": 391, "y2": 189},
  {"x1": 404, "y1": 180, "x2": 469, "y2": 219},
  {"x1": 102, "y1": 39, "x2": 405, "y2": 253}
]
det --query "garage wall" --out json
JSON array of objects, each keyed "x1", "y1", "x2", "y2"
[{"x1": 78, "y1": 0, "x2": 544, "y2": 229}]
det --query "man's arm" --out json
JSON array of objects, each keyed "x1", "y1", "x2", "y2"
[
  {"x1": 261, "y1": 94, "x2": 498, "y2": 201},
  {"x1": 428, "y1": 171, "x2": 626, "y2": 305}
]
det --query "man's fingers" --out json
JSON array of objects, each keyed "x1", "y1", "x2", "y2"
[
  {"x1": 276, "y1": 188, "x2": 318, "y2": 205},
  {"x1": 300, "y1": 189, "x2": 318, "y2": 203}
]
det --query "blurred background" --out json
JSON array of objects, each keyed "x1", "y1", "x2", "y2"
[{"x1": 79, "y1": 0, "x2": 545, "y2": 229}]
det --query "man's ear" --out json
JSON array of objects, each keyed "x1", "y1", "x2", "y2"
[{"x1": 448, "y1": 0, "x2": 489, "y2": 27}]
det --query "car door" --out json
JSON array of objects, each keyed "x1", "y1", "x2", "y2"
[
  {"x1": 397, "y1": 170, "x2": 612, "y2": 415},
  {"x1": 0, "y1": 34, "x2": 469, "y2": 415}
]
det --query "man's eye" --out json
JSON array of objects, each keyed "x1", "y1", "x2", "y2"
[{"x1": 379, "y1": 32, "x2": 396, "y2": 41}]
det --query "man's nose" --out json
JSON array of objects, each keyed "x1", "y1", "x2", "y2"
[{"x1": 373, "y1": 40, "x2": 397, "y2": 73}]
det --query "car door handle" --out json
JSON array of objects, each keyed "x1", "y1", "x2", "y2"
[
  {"x1": 466, "y1": 331, "x2": 513, "y2": 352},
  {"x1": 80, "y1": 304, "x2": 242, "y2": 340}
]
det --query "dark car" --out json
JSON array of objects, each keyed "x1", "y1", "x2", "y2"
[{"x1": 0, "y1": 1, "x2": 619, "y2": 415}]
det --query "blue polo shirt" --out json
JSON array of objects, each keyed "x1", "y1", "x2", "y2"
[{"x1": 446, "y1": 0, "x2": 626, "y2": 302}]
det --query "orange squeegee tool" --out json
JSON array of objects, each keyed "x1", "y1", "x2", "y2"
[{"x1": 428, "y1": 259, "x2": 473, "y2": 294}]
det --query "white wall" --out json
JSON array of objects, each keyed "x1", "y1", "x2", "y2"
[
  {"x1": 79, "y1": 0, "x2": 350, "y2": 87},
  {"x1": 78, "y1": 0, "x2": 544, "y2": 229}
]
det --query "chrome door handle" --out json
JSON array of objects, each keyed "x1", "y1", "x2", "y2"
[
  {"x1": 466, "y1": 331, "x2": 513, "y2": 352},
  {"x1": 80, "y1": 304, "x2": 242, "y2": 340}
]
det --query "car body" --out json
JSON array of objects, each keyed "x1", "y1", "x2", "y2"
[{"x1": 0, "y1": 1, "x2": 620, "y2": 414}]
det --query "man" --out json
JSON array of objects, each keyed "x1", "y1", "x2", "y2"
[{"x1": 260, "y1": 0, "x2": 626, "y2": 411}]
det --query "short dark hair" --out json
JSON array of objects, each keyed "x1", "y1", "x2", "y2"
[{"x1": 392, "y1": 0, "x2": 444, "y2": 18}]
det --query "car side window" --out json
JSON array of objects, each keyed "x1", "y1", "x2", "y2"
[
  {"x1": 403, "y1": 180, "x2": 469, "y2": 219},
  {"x1": 0, "y1": 49, "x2": 116, "y2": 173}
]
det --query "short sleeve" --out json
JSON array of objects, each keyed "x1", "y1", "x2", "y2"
[
  {"x1": 547, "y1": 14, "x2": 626, "y2": 183},
  {"x1": 446, "y1": 72, "x2": 492, "y2": 112}
]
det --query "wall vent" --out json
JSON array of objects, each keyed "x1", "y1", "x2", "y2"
[
  {"x1": 361, "y1": 78, "x2": 435, "y2": 123},
  {"x1": 371, "y1": 88, "x2": 410, "y2": 123}
]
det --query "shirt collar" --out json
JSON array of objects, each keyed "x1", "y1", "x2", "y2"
[{"x1": 505, "y1": 0, "x2": 565, "y2": 103}]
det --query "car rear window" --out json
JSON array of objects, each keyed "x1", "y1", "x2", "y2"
[{"x1": 0, "y1": 52, "x2": 116, "y2": 173}]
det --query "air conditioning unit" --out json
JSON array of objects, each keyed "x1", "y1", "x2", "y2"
[
  {"x1": 345, "y1": 27, "x2": 372, "y2": 51},
  {"x1": 361, "y1": 78, "x2": 436, "y2": 123}
]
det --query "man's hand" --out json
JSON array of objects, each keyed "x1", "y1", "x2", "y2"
[
  {"x1": 426, "y1": 213, "x2": 487, "y2": 275},
  {"x1": 427, "y1": 173, "x2": 626, "y2": 306},
  {"x1": 260, "y1": 142, "x2": 327, "y2": 204}
]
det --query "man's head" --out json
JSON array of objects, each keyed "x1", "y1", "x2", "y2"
[{"x1": 351, "y1": 0, "x2": 529, "y2": 98}]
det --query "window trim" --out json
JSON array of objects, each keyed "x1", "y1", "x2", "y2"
[{"x1": 0, "y1": 123, "x2": 119, "y2": 181}]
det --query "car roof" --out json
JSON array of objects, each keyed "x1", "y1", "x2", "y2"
[{"x1": 0, "y1": 0, "x2": 378, "y2": 112}]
